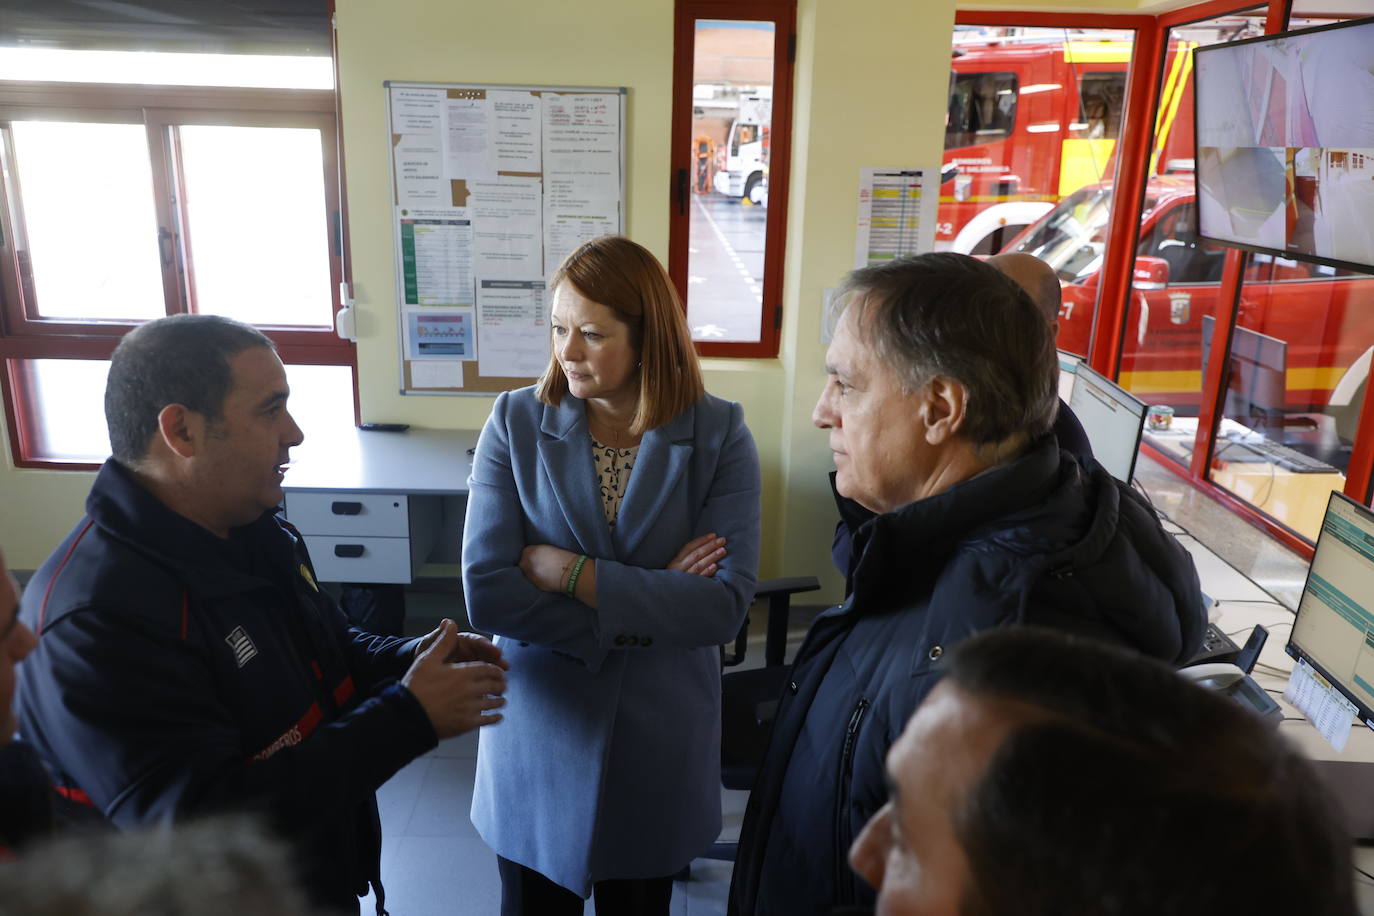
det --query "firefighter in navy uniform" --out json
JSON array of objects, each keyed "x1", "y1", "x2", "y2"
[{"x1": 15, "y1": 315, "x2": 508, "y2": 914}]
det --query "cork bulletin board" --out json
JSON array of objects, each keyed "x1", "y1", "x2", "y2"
[{"x1": 384, "y1": 80, "x2": 627, "y2": 395}]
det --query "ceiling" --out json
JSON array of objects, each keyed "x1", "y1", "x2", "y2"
[{"x1": 0, "y1": 1, "x2": 331, "y2": 55}]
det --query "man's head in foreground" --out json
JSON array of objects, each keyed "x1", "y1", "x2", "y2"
[
  {"x1": 104, "y1": 314, "x2": 304, "y2": 537},
  {"x1": 849, "y1": 627, "x2": 1355, "y2": 916}
]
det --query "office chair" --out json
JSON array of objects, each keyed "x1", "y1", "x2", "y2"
[{"x1": 703, "y1": 575, "x2": 820, "y2": 864}]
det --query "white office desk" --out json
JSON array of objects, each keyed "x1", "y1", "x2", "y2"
[
  {"x1": 281, "y1": 428, "x2": 477, "y2": 583},
  {"x1": 1208, "y1": 597, "x2": 1374, "y2": 911}
]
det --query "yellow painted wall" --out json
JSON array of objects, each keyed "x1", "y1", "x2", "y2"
[
  {"x1": 0, "y1": 421, "x2": 93, "y2": 569},
  {"x1": 331, "y1": 0, "x2": 955, "y2": 601},
  {"x1": 0, "y1": 0, "x2": 957, "y2": 606}
]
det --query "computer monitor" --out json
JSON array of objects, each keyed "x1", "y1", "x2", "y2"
[
  {"x1": 1200, "y1": 315, "x2": 1288, "y2": 430},
  {"x1": 1057, "y1": 349, "x2": 1083, "y2": 403},
  {"x1": 1229, "y1": 325, "x2": 1288, "y2": 430},
  {"x1": 1068, "y1": 363, "x2": 1147, "y2": 483},
  {"x1": 1287, "y1": 491, "x2": 1374, "y2": 732}
]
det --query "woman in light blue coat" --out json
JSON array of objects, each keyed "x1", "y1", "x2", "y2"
[{"x1": 462, "y1": 236, "x2": 761, "y2": 915}]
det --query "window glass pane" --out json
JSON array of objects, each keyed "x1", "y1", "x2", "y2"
[
  {"x1": 1207, "y1": 261, "x2": 1374, "y2": 541},
  {"x1": 285, "y1": 363, "x2": 356, "y2": 446},
  {"x1": 685, "y1": 19, "x2": 774, "y2": 343},
  {"x1": 12, "y1": 358, "x2": 352, "y2": 464},
  {"x1": 940, "y1": 26, "x2": 1135, "y2": 262},
  {"x1": 8, "y1": 121, "x2": 165, "y2": 321},
  {"x1": 178, "y1": 125, "x2": 333, "y2": 328},
  {"x1": 19, "y1": 359, "x2": 112, "y2": 461},
  {"x1": 1114, "y1": 9, "x2": 1268, "y2": 470},
  {"x1": 0, "y1": 48, "x2": 332, "y2": 90}
]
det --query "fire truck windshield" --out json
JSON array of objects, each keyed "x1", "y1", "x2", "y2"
[{"x1": 1005, "y1": 185, "x2": 1133, "y2": 284}]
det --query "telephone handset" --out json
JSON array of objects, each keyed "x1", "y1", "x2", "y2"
[{"x1": 1178, "y1": 660, "x2": 1282, "y2": 727}]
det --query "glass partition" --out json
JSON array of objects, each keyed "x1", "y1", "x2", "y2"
[
  {"x1": 1207, "y1": 260, "x2": 1374, "y2": 540},
  {"x1": 1112, "y1": 8, "x2": 1268, "y2": 468}
]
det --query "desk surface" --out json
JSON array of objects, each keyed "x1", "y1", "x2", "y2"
[{"x1": 283, "y1": 427, "x2": 477, "y2": 495}]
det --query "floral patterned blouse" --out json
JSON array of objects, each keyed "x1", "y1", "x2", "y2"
[{"x1": 592, "y1": 438, "x2": 638, "y2": 528}]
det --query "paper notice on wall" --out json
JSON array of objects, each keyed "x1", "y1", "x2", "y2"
[
  {"x1": 477, "y1": 280, "x2": 547, "y2": 377},
  {"x1": 1285, "y1": 659, "x2": 1357, "y2": 751},
  {"x1": 488, "y1": 90, "x2": 542, "y2": 173},
  {"x1": 471, "y1": 178, "x2": 543, "y2": 280},
  {"x1": 854, "y1": 168, "x2": 937, "y2": 268},
  {"x1": 542, "y1": 92, "x2": 621, "y2": 273},
  {"x1": 445, "y1": 96, "x2": 494, "y2": 180},
  {"x1": 405, "y1": 307, "x2": 476, "y2": 361},
  {"x1": 391, "y1": 87, "x2": 445, "y2": 135},
  {"x1": 410, "y1": 360, "x2": 464, "y2": 389},
  {"x1": 397, "y1": 207, "x2": 473, "y2": 306},
  {"x1": 394, "y1": 136, "x2": 446, "y2": 205}
]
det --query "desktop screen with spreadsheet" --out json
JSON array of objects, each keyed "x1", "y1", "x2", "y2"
[
  {"x1": 1288, "y1": 491, "x2": 1374, "y2": 730},
  {"x1": 1068, "y1": 363, "x2": 1147, "y2": 484}
]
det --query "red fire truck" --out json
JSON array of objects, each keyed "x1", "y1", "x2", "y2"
[
  {"x1": 1004, "y1": 177, "x2": 1374, "y2": 443},
  {"x1": 939, "y1": 33, "x2": 1196, "y2": 254}
]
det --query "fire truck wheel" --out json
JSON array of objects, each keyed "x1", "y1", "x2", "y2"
[{"x1": 744, "y1": 172, "x2": 763, "y2": 204}]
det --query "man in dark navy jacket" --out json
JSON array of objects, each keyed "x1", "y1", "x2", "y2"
[
  {"x1": 729, "y1": 254, "x2": 1204, "y2": 916},
  {"x1": 15, "y1": 315, "x2": 508, "y2": 913},
  {"x1": 830, "y1": 252, "x2": 1090, "y2": 580}
]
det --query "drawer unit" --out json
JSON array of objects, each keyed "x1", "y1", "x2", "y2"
[
  {"x1": 301, "y1": 535, "x2": 414, "y2": 584},
  {"x1": 282, "y1": 492, "x2": 410, "y2": 538},
  {"x1": 283, "y1": 492, "x2": 442, "y2": 584}
]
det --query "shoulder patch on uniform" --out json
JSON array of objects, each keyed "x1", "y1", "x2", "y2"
[
  {"x1": 299, "y1": 563, "x2": 318, "y2": 592},
  {"x1": 225, "y1": 626, "x2": 258, "y2": 668}
]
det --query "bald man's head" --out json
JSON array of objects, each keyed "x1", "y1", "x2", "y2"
[{"x1": 987, "y1": 253, "x2": 1061, "y2": 327}]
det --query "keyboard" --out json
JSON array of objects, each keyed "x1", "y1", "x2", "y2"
[{"x1": 1218, "y1": 435, "x2": 1338, "y2": 474}]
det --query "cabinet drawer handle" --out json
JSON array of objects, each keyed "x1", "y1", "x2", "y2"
[
  {"x1": 334, "y1": 544, "x2": 365, "y2": 558},
  {"x1": 331, "y1": 501, "x2": 363, "y2": 515}
]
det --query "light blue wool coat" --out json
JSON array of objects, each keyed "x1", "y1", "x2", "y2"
[{"x1": 463, "y1": 386, "x2": 761, "y2": 897}]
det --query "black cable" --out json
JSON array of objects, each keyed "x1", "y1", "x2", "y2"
[{"x1": 1354, "y1": 864, "x2": 1374, "y2": 884}]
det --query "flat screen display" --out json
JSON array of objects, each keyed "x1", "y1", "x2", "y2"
[
  {"x1": 1194, "y1": 17, "x2": 1374, "y2": 273},
  {"x1": 1068, "y1": 363, "x2": 1147, "y2": 484},
  {"x1": 1287, "y1": 491, "x2": 1374, "y2": 731}
]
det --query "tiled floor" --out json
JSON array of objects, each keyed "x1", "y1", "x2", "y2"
[{"x1": 366, "y1": 451, "x2": 1308, "y2": 915}]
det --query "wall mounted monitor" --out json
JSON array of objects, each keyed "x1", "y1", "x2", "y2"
[
  {"x1": 1194, "y1": 16, "x2": 1374, "y2": 273},
  {"x1": 1069, "y1": 363, "x2": 1147, "y2": 484},
  {"x1": 1287, "y1": 491, "x2": 1374, "y2": 733}
]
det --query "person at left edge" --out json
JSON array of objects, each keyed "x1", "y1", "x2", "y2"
[
  {"x1": 0, "y1": 546, "x2": 49, "y2": 862},
  {"x1": 463, "y1": 235, "x2": 761, "y2": 915},
  {"x1": 16, "y1": 314, "x2": 509, "y2": 915}
]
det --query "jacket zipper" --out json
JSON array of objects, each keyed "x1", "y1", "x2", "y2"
[{"x1": 834, "y1": 696, "x2": 870, "y2": 904}]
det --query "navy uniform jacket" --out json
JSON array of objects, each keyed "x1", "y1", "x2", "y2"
[
  {"x1": 830, "y1": 398, "x2": 1093, "y2": 580},
  {"x1": 16, "y1": 460, "x2": 437, "y2": 913},
  {"x1": 729, "y1": 438, "x2": 1205, "y2": 915}
]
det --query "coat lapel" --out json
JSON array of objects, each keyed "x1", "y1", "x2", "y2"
[
  {"x1": 613, "y1": 406, "x2": 695, "y2": 558},
  {"x1": 537, "y1": 398, "x2": 614, "y2": 559}
]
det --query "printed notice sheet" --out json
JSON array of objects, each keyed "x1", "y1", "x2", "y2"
[
  {"x1": 411, "y1": 360, "x2": 465, "y2": 389},
  {"x1": 404, "y1": 308, "x2": 476, "y2": 361},
  {"x1": 541, "y1": 92, "x2": 621, "y2": 275},
  {"x1": 488, "y1": 90, "x2": 542, "y2": 173},
  {"x1": 445, "y1": 96, "x2": 493, "y2": 181},
  {"x1": 1285, "y1": 659, "x2": 1358, "y2": 751},
  {"x1": 397, "y1": 207, "x2": 473, "y2": 306},
  {"x1": 854, "y1": 168, "x2": 938, "y2": 268},
  {"x1": 477, "y1": 280, "x2": 547, "y2": 378}
]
